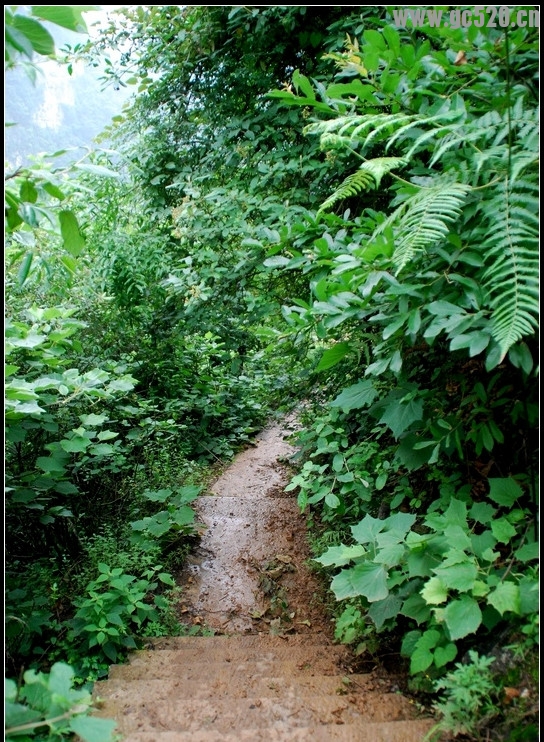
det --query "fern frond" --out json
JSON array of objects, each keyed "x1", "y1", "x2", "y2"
[
  {"x1": 317, "y1": 157, "x2": 407, "y2": 215},
  {"x1": 478, "y1": 179, "x2": 539, "y2": 360},
  {"x1": 371, "y1": 182, "x2": 470, "y2": 274}
]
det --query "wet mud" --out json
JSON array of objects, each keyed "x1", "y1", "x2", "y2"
[{"x1": 177, "y1": 414, "x2": 331, "y2": 635}]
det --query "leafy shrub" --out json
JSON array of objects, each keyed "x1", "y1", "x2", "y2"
[
  {"x1": 68, "y1": 563, "x2": 175, "y2": 663},
  {"x1": 5, "y1": 662, "x2": 117, "y2": 741}
]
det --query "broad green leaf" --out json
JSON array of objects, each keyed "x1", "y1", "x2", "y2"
[
  {"x1": 8, "y1": 401, "x2": 45, "y2": 415},
  {"x1": 132, "y1": 512, "x2": 170, "y2": 537},
  {"x1": 55, "y1": 481, "x2": 78, "y2": 494},
  {"x1": 434, "y1": 643, "x2": 457, "y2": 668},
  {"x1": 332, "y1": 453, "x2": 344, "y2": 472},
  {"x1": 5, "y1": 699, "x2": 42, "y2": 729},
  {"x1": 386, "y1": 511, "x2": 417, "y2": 537},
  {"x1": 48, "y1": 661, "x2": 76, "y2": 696},
  {"x1": 158, "y1": 573, "x2": 175, "y2": 586},
  {"x1": 363, "y1": 29, "x2": 387, "y2": 50},
  {"x1": 395, "y1": 432, "x2": 431, "y2": 470},
  {"x1": 330, "y1": 379, "x2": 378, "y2": 411},
  {"x1": 330, "y1": 562, "x2": 389, "y2": 602},
  {"x1": 60, "y1": 255, "x2": 78, "y2": 275},
  {"x1": 401, "y1": 629, "x2": 421, "y2": 657},
  {"x1": 79, "y1": 413, "x2": 108, "y2": 426},
  {"x1": 143, "y1": 488, "x2": 172, "y2": 502},
  {"x1": 470, "y1": 530, "x2": 497, "y2": 560},
  {"x1": 107, "y1": 377, "x2": 135, "y2": 392},
  {"x1": 400, "y1": 593, "x2": 431, "y2": 624},
  {"x1": 11, "y1": 15, "x2": 55, "y2": 56},
  {"x1": 31, "y1": 6, "x2": 95, "y2": 33},
  {"x1": 432, "y1": 561, "x2": 478, "y2": 592},
  {"x1": 375, "y1": 472, "x2": 387, "y2": 490},
  {"x1": 382, "y1": 24, "x2": 401, "y2": 55},
  {"x1": 325, "y1": 492, "x2": 341, "y2": 508},
  {"x1": 91, "y1": 443, "x2": 116, "y2": 455},
  {"x1": 382, "y1": 315, "x2": 407, "y2": 340},
  {"x1": 5, "y1": 383, "x2": 38, "y2": 401},
  {"x1": 491, "y1": 517, "x2": 517, "y2": 544},
  {"x1": 314, "y1": 544, "x2": 366, "y2": 567},
  {"x1": 43, "y1": 182, "x2": 66, "y2": 200},
  {"x1": 368, "y1": 594, "x2": 402, "y2": 629},
  {"x1": 6, "y1": 332, "x2": 46, "y2": 349},
  {"x1": 469, "y1": 502, "x2": 497, "y2": 524},
  {"x1": 316, "y1": 342, "x2": 351, "y2": 371},
  {"x1": 407, "y1": 549, "x2": 436, "y2": 579},
  {"x1": 20, "y1": 180, "x2": 38, "y2": 203},
  {"x1": 515, "y1": 542, "x2": 539, "y2": 562},
  {"x1": 471, "y1": 580, "x2": 489, "y2": 597},
  {"x1": 444, "y1": 596, "x2": 482, "y2": 640},
  {"x1": 508, "y1": 342, "x2": 534, "y2": 374},
  {"x1": 486, "y1": 582, "x2": 521, "y2": 615},
  {"x1": 378, "y1": 397, "x2": 424, "y2": 439},
  {"x1": 175, "y1": 484, "x2": 202, "y2": 502},
  {"x1": 443, "y1": 525, "x2": 472, "y2": 550},
  {"x1": 519, "y1": 575, "x2": 539, "y2": 614},
  {"x1": 421, "y1": 576, "x2": 448, "y2": 605},
  {"x1": 410, "y1": 629, "x2": 440, "y2": 673},
  {"x1": 426, "y1": 498, "x2": 468, "y2": 531},
  {"x1": 36, "y1": 455, "x2": 68, "y2": 473},
  {"x1": 351, "y1": 514, "x2": 387, "y2": 545},
  {"x1": 5, "y1": 24, "x2": 34, "y2": 58},
  {"x1": 292, "y1": 69, "x2": 316, "y2": 99},
  {"x1": 374, "y1": 543, "x2": 405, "y2": 565},
  {"x1": 59, "y1": 210, "x2": 85, "y2": 257},
  {"x1": 428, "y1": 300, "x2": 466, "y2": 317},
  {"x1": 97, "y1": 430, "x2": 118, "y2": 441},
  {"x1": 487, "y1": 477, "x2": 523, "y2": 506},
  {"x1": 171, "y1": 505, "x2": 195, "y2": 526},
  {"x1": 61, "y1": 436, "x2": 92, "y2": 453},
  {"x1": 410, "y1": 649, "x2": 433, "y2": 675}
]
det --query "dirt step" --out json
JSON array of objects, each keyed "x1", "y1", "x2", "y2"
[
  {"x1": 148, "y1": 633, "x2": 336, "y2": 650},
  {"x1": 96, "y1": 671, "x2": 375, "y2": 699},
  {"x1": 108, "y1": 657, "x2": 349, "y2": 682},
  {"x1": 115, "y1": 643, "x2": 348, "y2": 674},
  {"x1": 94, "y1": 690, "x2": 423, "y2": 735},
  {"x1": 119, "y1": 719, "x2": 436, "y2": 742},
  {"x1": 90, "y1": 420, "x2": 438, "y2": 742}
]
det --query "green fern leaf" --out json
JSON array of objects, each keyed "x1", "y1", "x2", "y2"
[
  {"x1": 478, "y1": 179, "x2": 539, "y2": 361},
  {"x1": 318, "y1": 157, "x2": 406, "y2": 215},
  {"x1": 372, "y1": 182, "x2": 470, "y2": 274}
]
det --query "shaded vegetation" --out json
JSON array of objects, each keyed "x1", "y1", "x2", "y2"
[{"x1": 5, "y1": 6, "x2": 539, "y2": 741}]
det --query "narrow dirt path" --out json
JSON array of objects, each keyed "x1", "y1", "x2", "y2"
[
  {"x1": 176, "y1": 413, "x2": 330, "y2": 636},
  {"x1": 93, "y1": 415, "x2": 437, "y2": 741}
]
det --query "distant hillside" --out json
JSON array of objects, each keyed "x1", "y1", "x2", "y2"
[{"x1": 4, "y1": 11, "x2": 133, "y2": 168}]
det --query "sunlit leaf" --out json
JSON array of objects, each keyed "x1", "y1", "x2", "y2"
[{"x1": 59, "y1": 210, "x2": 85, "y2": 257}]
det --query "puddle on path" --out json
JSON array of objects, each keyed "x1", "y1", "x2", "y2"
[{"x1": 177, "y1": 414, "x2": 330, "y2": 635}]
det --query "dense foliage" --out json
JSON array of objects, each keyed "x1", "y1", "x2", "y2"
[{"x1": 5, "y1": 6, "x2": 539, "y2": 741}]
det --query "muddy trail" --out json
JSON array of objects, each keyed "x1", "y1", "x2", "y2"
[{"x1": 94, "y1": 416, "x2": 437, "y2": 741}]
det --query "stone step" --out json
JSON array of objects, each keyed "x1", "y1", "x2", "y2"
[
  {"x1": 94, "y1": 688, "x2": 422, "y2": 736},
  {"x1": 107, "y1": 718, "x2": 435, "y2": 742}
]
